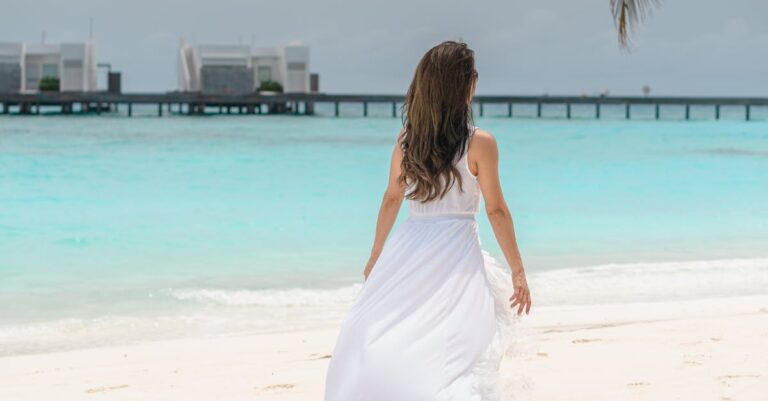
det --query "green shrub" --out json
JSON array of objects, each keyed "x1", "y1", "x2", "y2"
[
  {"x1": 258, "y1": 80, "x2": 283, "y2": 93},
  {"x1": 39, "y1": 77, "x2": 60, "y2": 92}
]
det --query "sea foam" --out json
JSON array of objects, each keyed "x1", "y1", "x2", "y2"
[
  {"x1": 529, "y1": 257, "x2": 768, "y2": 305},
  {"x1": 2, "y1": 257, "x2": 766, "y2": 356},
  {"x1": 168, "y1": 284, "x2": 363, "y2": 307},
  {"x1": 168, "y1": 257, "x2": 768, "y2": 307}
]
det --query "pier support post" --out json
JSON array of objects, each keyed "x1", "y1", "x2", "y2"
[
  {"x1": 595, "y1": 103, "x2": 600, "y2": 119},
  {"x1": 566, "y1": 103, "x2": 571, "y2": 119},
  {"x1": 746, "y1": 105, "x2": 751, "y2": 121},
  {"x1": 128, "y1": 103, "x2": 133, "y2": 117},
  {"x1": 479, "y1": 102, "x2": 484, "y2": 117},
  {"x1": 507, "y1": 103, "x2": 512, "y2": 118},
  {"x1": 715, "y1": 105, "x2": 720, "y2": 120},
  {"x1": 2, "y1": 103, "x2": 7, "y2": 114},
  {"x1": 392, "y1": 102, "x2": 397, "y2": 118},
  {"x1": 158, "y1": 103, "x2": 163, "y2": 117},
  {"x1": 685, "y1": 104, "x2": 690, "y2": 120},
  {"x1": 334, "y1": 102, "x2": 339, "y2": 117},
  {"x1": 655, "y1": 104, "x2": 660, "y2": 120},
  {"x1": 363, "y1": 102, "x2": 368, "y2": 117},
  {"x1": 625, "y1": 103, "x2": 630, "y2": 120},
  {"x1": 537, "y1": 103, "x2": 542, "y2": 118}
]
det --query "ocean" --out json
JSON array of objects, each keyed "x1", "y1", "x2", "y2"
[{"x1": 1, "y1": 105, "x2": 767, "y2": 355}]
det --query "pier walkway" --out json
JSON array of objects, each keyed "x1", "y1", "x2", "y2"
[{"x1": 1, "y1": 92, "x2": 766, "y2": 120}]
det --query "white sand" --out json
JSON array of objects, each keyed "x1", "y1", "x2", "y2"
[{"x1": 1, "y1": 295, "x2": 766, "y2": 401}]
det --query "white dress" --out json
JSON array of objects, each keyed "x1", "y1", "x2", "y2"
[{"x1": 325, "y1": 128, "x2": 516, "y2": 401}]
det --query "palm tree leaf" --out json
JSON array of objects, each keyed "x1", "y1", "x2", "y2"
[{"x1": 610, "y1": 0, "x2": 660, "y2": 48}]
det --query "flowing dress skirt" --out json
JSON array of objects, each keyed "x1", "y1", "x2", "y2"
[{"x1": 325, "y1": 214, "x2": 515, "y2": 401}]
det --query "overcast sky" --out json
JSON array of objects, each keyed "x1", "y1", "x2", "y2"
[{"x1": 2, "y1": 0, "x2": 766, "y2": 96}]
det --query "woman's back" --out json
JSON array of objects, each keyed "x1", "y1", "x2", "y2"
[{"x1": 406, "y1": 128, "x2": 481, "y2": 218}]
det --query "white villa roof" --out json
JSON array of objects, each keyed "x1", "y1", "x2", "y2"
[{"x1": 24, "y1": 44, "x2": 62, "y2": 55}]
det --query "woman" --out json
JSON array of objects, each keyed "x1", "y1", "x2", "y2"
[{"x1": 325, "y1": 41, "x2": 531, "y2": 401}]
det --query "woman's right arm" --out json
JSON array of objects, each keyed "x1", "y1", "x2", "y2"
[{"x1": 470, "y1": 130, "x2": 532, "y2": 315}]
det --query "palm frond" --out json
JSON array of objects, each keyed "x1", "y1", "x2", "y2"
[{"x1": 610, "y1": 0, "x2": 660, "y2": 48}]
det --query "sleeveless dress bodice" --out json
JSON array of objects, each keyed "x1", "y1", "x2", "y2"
[{"x1": 407, "y1": 127, "x2": 481, "y2": 218}]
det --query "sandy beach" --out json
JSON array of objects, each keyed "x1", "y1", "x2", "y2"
[{"x1": 1, "y1": 294, "x2": 765, "y2": 401}]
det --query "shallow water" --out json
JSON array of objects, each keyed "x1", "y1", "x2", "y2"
[{"x1": 1, "y1": 110, "x2": 767, "y2": 354}]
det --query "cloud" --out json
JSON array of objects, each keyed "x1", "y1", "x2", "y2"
[{"x1": 2, "y1": 0, "x2": 765, "y2": 95}]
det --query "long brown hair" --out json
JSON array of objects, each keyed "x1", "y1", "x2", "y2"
[{"x1": 400, "y1": 41, "x2": 477, "y2": 203}]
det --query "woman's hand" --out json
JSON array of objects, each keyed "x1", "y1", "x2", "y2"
[{"x1": 509, "y1": 271, "x2": 532, "y2": 315}]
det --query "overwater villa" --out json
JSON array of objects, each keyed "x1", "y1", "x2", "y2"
[
  {"x1": 177, "y1": 40, "x2": 310, "y2": 95},
  {"x1": 0, "y1": 41, "x2": 98, "y2": 93}
]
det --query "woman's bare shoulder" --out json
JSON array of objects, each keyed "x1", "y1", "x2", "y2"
[
  {"x1": 469, "y1": 128, "x2": 498, "y2": 155},
  {"x1": 473, "y1": 128, "x2": 495, "y2": 141}
]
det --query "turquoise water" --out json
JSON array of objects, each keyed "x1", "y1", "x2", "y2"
[{"x1": 1, "y1": 111, "x2": 767, "y2": 353}]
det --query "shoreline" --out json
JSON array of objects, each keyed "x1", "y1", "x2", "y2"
[
  {"x1": 2, "y1": 252, "x2": 767, "y2": 358},
  {"x1": 1, "y1": 294, "x2": 766, "y2": 400}
]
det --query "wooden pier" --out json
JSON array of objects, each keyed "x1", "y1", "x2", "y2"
[{"x1": 0, "y1": 92, "x2": 766, "y2": 120}]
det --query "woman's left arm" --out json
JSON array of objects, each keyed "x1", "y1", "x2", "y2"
[{"x1": 363, "y1": 133, "x2": 405, "y2": 280}]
